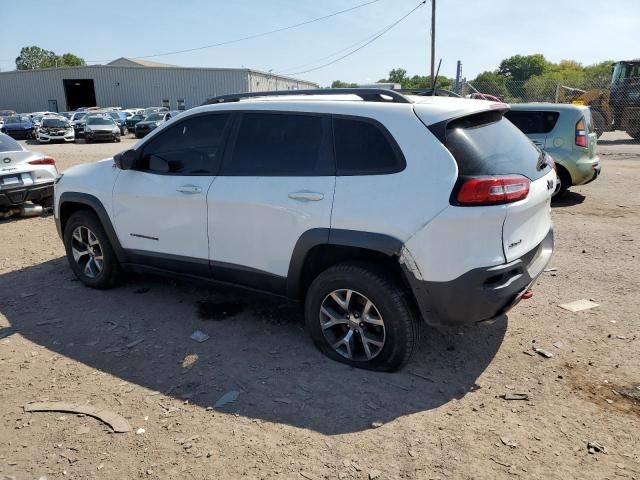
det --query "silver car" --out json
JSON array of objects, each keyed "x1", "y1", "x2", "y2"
[{"x1": 84, "y1": 115, "x2": 121, "y2": 143}]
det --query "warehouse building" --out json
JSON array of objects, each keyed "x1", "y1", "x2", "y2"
[{"x1": 0, "y1": 58, "x2": 317, "y2": 113}]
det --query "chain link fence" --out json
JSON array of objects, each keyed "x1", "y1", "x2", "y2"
[{"x1": 455, "y1": 78, "x2": 640, "y2": 139}]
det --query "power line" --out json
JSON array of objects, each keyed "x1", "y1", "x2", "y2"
[
  {"x1": 87, "y1": 0, "x2": 382, "y2": 62},
  {"x1": 279, "y1": 0, "x2": 426, "y2": 76}
]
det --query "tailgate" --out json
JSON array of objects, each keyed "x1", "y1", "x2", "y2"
[{"x1": 503, "y1": 169, "x2": 555, "y2": 262}]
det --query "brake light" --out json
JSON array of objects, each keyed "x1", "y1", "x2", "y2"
[
  {"x1": 575, "y1": 118, "x2": 587, "y2": 147},
  {"x1": 28, "y1": 156, "x2": 56, "y2": 166},
  {"x1": 456, "y1": 175, "x2": 530, "y2": 205}
]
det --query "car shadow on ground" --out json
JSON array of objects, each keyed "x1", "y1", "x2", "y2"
[
  {"x1": 552, "y1": 191, "x2": 586, "y2": 208},
  {"x1": 0, "y1": 257, "x2": 507, "y2": 435}
]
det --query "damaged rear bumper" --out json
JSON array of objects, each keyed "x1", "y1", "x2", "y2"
[{"x1": 403, "y1": 228, "x2": 554, "y2": 327}]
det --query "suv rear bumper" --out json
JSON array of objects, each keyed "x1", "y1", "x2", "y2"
[{"x1": 403, "y1": 228, "x2": 554, "y2": 327}]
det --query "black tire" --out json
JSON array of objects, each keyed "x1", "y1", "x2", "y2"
[
  {"x1": 63, "y1": 210, "x2": 121, "y2": 289},
  {"x1": 115, "y1": 135, "x2": 121, "y2": 143},
  {"x1": 553, "y1": 165, "x2": 572, "y2": 199},
  {"x1": 33, "y1": 196, "x2": 53, "y2": 208},
  {"x1": 304, "y1": 262, "x2": 419, "y2": 372},
  {"x1": 591, "y1": 110, "x2": 607, "y2": 138}
]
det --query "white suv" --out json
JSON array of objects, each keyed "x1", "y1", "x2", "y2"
[{"x1": 54, "y1": 89, "x2": 555, "y2": 371}]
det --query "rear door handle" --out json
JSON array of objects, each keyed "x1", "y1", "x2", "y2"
[
  {"x1": 176, "y1": 185, "x2": 202, "y2": 194},
  {"x1": 288, "y1": 191, "x2": 324, "y2": 202}
]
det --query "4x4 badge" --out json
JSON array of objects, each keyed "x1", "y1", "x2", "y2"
[{"x1": 547, "y1": 179, "x2": 554, "y2": 190}]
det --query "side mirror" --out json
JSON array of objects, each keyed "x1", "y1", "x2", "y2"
[{"x1": 114, "y1": 149, "x2": 138, "y2": 170}]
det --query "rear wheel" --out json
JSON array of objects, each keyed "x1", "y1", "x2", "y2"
[
  {"x1": 305, "y1": 262, "x2": 419, "y2": 371},
  {"x1": 553, "y1": 165, "x2": 572, "y2": 199},
  {"x1": 63, "y1": 210, "x2": 121, "y2": 289}
]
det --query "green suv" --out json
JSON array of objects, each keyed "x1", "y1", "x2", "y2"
[{"x1": 506, "y1": 103, "x2": 601, "y2": 198}]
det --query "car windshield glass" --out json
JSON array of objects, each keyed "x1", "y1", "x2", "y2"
[
  {"x1": 145, "y1": 113, "x2": 163, "y2": 121},
  {"x1": 5, "y1": 116, "x2": 24, "y2": 123},
  {"x1": 107, "y1": 112, "x2": 120, "y2": 120},
  {"x1": 32, "y1": 116, "x2": 43, "y2": 122},
  {"x1": 43, "y1": 118, "x2": 70, "y2": 128},
  {"x1": 73, "y1": 112, "x2": 87, "y2": 120},
  {"x1": 87, "y1": 117, "x2": 114, "y2": 126},
  {"x1": 0, "y1": 134, "x2": 22, "y2": 152}
]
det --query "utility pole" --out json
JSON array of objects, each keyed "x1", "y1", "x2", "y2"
[{"x1": 430, "y1": 0, "x2": 436, "y2": 82}]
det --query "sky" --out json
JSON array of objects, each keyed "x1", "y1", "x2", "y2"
[{"x1": 1, "y1": 0, "x2": 638, "y2": 86}]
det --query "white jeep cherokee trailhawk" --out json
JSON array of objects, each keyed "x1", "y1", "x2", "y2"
[{"x1": 54, "y1": 89, "x2": 555, "y2": 371}]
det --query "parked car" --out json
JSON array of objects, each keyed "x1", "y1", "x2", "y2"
[
  {"x1": 0, "y1": 132, "x2": 57, "y2": 211},
  {"x1": 36, "y1": 116, "x2": 75, "y2": 144},
  {"x1": 70, "y1": 111, "x2": 89, "y2": 137},
  {"x1": 134, "y1": 112, "x2": 165, "y2": 138},
  {"x1": 163, "y1": 110, "x2": 181, "y2": 121},
  {"x1": 142, "y1": 107, "x2": 168, "y2": 117},
  {"x1": 0, "y1": 109, "x2": 17, "y2": 126},
  {"x1": 54, "y1": 89, "x2": 556, "y2": 371},
  {"x1": 505, "y1": 103, "x2": 600, "y2": 198},
  {"x1": 125, "y1": 114, "x2": 145, "y2": 132},
  {"x1": 60, "y1": 112, "x2": 74, "y2": 120},
  {"x1": 84, "y1": 115, "x2": 121, "y2": 143},
  {"x1": 105, "y1": 111, "x2": 129, "y2": 135},
  {"x1": 0, "y1": 115, "x2": 34, "y2": 139}
]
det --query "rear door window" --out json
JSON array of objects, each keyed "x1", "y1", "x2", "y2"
[
  {"x1": 140, "y1": 113, "x2": 231, "y2": 175},
  {"x1": 442, "y1": 110, "x2": 551, "y2": 181},
  {"x1": 333, "y1": 117, "x2": 405, "y2": 175},
  {"x1": 222, "y1": 113, "x2": 332, "y2": 176},
  {"x1": 504, "y1": 110, "x2": 559, "y2": 134}
]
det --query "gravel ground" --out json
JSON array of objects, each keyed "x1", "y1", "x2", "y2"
[{"x1": 0, "y1": 132, "x2": 638, "y2": 480}]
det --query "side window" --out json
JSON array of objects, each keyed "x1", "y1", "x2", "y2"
[
  {"x1": 222, "y1": 113, "x2": 332, "y2": 176},
  {"x1": 504, "y1": 111, "x2": 560, "y2": 134},
  {"x1": 333, "y1": 118, "x2": 405, "y2": 175},
  {"x1": 140, "y1": 114, "x2": 231, "y2": 175}
]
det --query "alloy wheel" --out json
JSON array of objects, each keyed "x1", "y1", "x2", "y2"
[
  {"x1": 71, "y1": 226, "x2": 104, "y2": 279},
  {"x1": 319, "y1": 289, "x2": 386, "y2": 361}
]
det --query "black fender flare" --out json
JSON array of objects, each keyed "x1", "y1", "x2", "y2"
[
  {"x1": 286, "y1": 228, "x2": 403, "y2": 298},
  {"x1": 57, "y1": 192, "x2": 127, "y2": 264}
]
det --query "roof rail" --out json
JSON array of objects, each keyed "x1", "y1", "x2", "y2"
[
  {"x1": 397, "y1": 88, "x2": 461, "y2": 98},
  {"x1": 202, "y1": 88, "x2": 412, "y2": 105}
]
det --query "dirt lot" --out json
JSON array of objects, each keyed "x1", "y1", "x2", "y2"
[{"x1": 1, "y1": 133, "x2": 638, "y2": 480}]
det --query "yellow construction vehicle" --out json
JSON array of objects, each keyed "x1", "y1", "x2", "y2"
[{"x1": 555, "y1": 60, "x2": 640, "y2": 139}]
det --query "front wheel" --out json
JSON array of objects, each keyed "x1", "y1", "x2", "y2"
[
  {"x1": 552, "y1": 166, "x2": 572, "y2": 199},
  {"x1": 63, "y1": 210, "x2": 121, "y2": 289},
  {"x1": 305, "y1": 262, "x2": 419, "y2": 371}
]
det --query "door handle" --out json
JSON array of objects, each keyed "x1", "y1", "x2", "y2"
[
  {"x1": 288, "y1": 191, "x2": 324, "y2": 202},
  {"x1": 176, "y1": 185, "x2": 202, "y2": 194}
]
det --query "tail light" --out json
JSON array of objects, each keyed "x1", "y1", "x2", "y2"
[
  {"x1": 28, "y1": 156, "x2": 56, "y2": 166},
  {"x1": 575, "y1": 118, "x2": 587, "y2": 147},
  {"x1": 456, "y1": 175, "x2": 530, "y2": 206}
]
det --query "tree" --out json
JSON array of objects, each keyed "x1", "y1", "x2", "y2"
[
  {"x1": 498, "y1": 54, "x2": 549, "y2": 82},
  {"x1": 331, "y1": 80, "x2": 358, "y2": 88},
  {"x1": 379, "y1": 68, "x2": 453, "y2": 90},
  {"x1": 15, "y1": 46, "x2": 85, "y2": 70},
  {"x1": 469, "y1": 71, "x2": 508, "y2": 98},
  {"x1": 15, "y1": 46, "x2": 57, "y2": 70}
]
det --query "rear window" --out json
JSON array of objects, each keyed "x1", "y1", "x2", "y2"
[
  {"x1": 443, "y1": 110, "x2": 550, "y2": 180},
  {"x1": 504, "y1": 110, "x2": 559, "y2": 134},
  {"x1": 223, "y1": 113, "x2": 332, "y2": 176},
  {"x1": 333, "y1": 118, "x2": 405, "y2": 175},
  {"x1": 0, "y1": 134, "x2": 22, "y2": 152}
]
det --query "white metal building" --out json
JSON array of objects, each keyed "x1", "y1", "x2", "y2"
[{"x1": 0, "y1": 58, "x2": 317, "y2": 112}]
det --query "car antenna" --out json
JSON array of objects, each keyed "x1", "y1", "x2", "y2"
[{"x1": 431, "y1": 59, "x2": 442, "y2": 96}]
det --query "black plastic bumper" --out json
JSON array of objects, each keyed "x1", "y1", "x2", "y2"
[
  {"x1": 403, "y1": 228, "x2": 554, "y2": 327},
  {"x1": 0, "y1": 183, "x2": 54, "y2": 208}
]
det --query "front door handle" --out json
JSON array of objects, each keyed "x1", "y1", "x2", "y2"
[
  {"x1": 176, "y1": 185, "x2": 202, "y2": 194},
  {"x1": 288, "y1": 191, "x2": 324, "y2": 202}
]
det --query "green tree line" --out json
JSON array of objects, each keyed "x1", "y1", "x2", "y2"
[{"x1": 15, "y1": 46, "x2": 86, "y2": 70}]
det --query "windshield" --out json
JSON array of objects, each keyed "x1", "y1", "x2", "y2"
[
  {"x1": 43, "y1": 118, "x2": 70, "y2": 128},
  {"x1": 32, "y1": 115, "x2": 43, "y2": 122},
  {"x1": 87, "y1": 116, "x2": 115, "y2": 126},
  {"x1": 145, "y1": 113, "x2": 163, "y2": 121},
  {"x1": 6, "y1": 116, "x2": 28, "y2": 123},
  {"x1": 107, "y1": 112, "x2": 120, "y2": 120},
  {"x1": 0, "y1": 134, "x2": 22, "y2": 152},
  {"x1": 72, "y1": 112, "x2": 87, "y2": 121}
]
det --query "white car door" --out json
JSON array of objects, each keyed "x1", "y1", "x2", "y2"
[
  {"x1": 207, "y1": 112, "x2": 335, "y2": 292},
  {"x1": 112, "y1": 113, "x2": 233, "y2": 273}
]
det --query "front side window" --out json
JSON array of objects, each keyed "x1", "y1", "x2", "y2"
[
  {"x1": 333, "y1": 117, "x2": 405, "y2": 175},
  {"x1": 139, "y1": 113, "x2": 231, "y2": 175},
  {"x1": 223, "y1": 113, "x2": 331, "y2": 176}
]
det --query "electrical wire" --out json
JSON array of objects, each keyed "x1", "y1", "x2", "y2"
[
  {"x1": 87, "y1": 0, "x2": 382, "y2": 62},
  {"x1": 278, "y1": 0, "x2": 426, "y2": 76}
]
